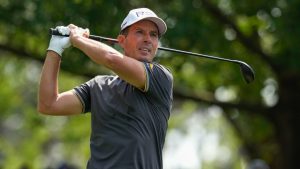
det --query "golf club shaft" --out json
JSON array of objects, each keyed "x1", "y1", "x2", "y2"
[
  {"x1": 49, "y1": 28, "x2": 255, "y2": 84},
  {"x1": 50, "y1": 28, "x2": 242, "y2": 64}
]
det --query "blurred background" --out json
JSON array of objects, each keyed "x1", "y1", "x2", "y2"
[{"x1": 0, "y1": 0, "x2": 299, "y2": 169}]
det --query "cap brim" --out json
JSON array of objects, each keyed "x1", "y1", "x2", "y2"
[
  {"x1": 142, "y1": 17, "x2": 167, "y2": 36},
  {"x1": 122, "y1": 16, "x2": 167, "y2": 36}
]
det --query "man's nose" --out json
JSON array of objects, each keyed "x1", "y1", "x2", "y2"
[{"x1": 143, "y1": 33, "x2": 151, "y2": 42}]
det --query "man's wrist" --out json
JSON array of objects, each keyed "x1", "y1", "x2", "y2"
[
  {"x1": 47, "y1": 50, "x2": 62, "y2": 59},
  {"x1": 70, "y1": 36, "x2": 83, "y2": 48}
]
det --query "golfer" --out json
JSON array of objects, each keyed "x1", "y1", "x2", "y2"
[{"x1": 38, "y1": 8, "x2": 173, "y2": 169}]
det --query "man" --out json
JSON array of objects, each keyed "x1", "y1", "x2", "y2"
[{"x1": 38, "y1": 8, "x2": 173, "y2": 169}]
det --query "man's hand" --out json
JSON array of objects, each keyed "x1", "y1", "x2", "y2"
[
  {"x1": 47, "y1": 26, "x2": 71, "y2": 57},
  {"x1": 68, "y1": 24, "x2": 90, "y2": 48}
]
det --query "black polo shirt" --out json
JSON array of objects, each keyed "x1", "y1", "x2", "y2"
[{"x1": 73, "y1": 62, "x2": 173, "y2": 169}]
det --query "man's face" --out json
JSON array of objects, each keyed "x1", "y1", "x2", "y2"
[{"x1": 118, "y1": 20, "x2": 159, "y2": 62}]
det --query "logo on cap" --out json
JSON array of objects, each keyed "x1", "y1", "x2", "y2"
[
  {"x1": 120, "y1": 8, "x2": 167, "y2": 36},
  {"x1": 135, "y1": 11, "x2": 153, "y2": 17}
]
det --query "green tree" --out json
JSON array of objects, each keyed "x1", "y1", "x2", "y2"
[{"x1": 0, "y1": 0, "x2": 299, "y2": 169}]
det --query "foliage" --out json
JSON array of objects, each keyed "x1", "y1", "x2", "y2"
[{"x1": 1, "y1": 0, "x2": 300, "y2": 169}]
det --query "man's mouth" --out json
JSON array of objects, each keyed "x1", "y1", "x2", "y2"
[{"x1": 139, "y1": 47, "x2": 151, "y2": 54}]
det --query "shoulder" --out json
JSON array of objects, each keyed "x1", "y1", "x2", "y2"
[
  {"x1": 143, "y1": 62, "x2": 173, "y2": 93},
  {"x1": 90, "y1": 75, "x2": 118, "y2": 84},
  {"x1": 93, "y1": 75, "x2": 115, "y2": 80},
  {"x1": 145, "y1": 62, "x2": 173, "y2": 79}
]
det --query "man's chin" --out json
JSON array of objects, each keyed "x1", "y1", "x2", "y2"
[{"x1": 138, "y1": 56, "x2": 152, "y2": 62}]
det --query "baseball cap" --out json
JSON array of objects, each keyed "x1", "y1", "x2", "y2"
[{"x1": 120, "y1": 8, "x2": 167, "y2": 36}]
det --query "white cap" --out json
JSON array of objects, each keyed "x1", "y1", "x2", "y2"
[{"x1": 121, "y1": 8, "x2": 167, "y2": 36}]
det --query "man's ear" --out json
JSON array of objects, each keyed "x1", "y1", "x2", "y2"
[{"x1": 117, "y1": 35, "x2": 125, "y2": 48}]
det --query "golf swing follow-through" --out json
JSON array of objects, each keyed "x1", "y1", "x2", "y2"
[
  {"x1": 50, "y1": 27, "x2": 255, "y2": 84},
  {"x1": 38, "y1": 7, "x2": 254, "y2": 169},
  {"x1": 39, "y1": 8, "x2": 173, "y2": 169}
]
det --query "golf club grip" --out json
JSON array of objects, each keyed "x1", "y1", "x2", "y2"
[
  {"x1": 49, "y1": 28, "x2": 118, "y2": 43},
  {"x1": 49, "y1": 28, "x2": 68, "y2": 37}
]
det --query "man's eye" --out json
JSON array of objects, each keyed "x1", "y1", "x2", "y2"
[{"x1": 150, "y1": 32, "x2": 158, "y2": 38}]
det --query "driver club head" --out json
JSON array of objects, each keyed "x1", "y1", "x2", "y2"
[{"x1": 239, "y1": 62, "x2": 255, "y2": 83}]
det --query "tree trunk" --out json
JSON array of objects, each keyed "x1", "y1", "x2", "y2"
[{"x1": 271, "y1": 72, "x2": 300, "y2": 169}]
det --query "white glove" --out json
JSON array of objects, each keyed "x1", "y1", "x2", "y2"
[{"x1": 47, "y1": 26, "x2": 71, "y2": 57}]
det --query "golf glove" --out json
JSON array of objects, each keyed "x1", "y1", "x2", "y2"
[{"x1": 47, "y1": 26, "x2": 71, "y2": 57}]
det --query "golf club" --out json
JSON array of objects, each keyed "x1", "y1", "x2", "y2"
[{"x1": 49, "y1": 28, "x2": 255, "y2": 83}]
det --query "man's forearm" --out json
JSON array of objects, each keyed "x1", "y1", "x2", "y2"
[
  {"x1": 38, "y1": 51, "x2": 61, "y2": 113},
  {"x1": 72, "y1": 36, "x2": 123, "y2": 68}
]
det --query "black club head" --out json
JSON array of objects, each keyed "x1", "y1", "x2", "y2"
[{"x1": 239, "y1": 61, "x2": 255, "y2": 83}]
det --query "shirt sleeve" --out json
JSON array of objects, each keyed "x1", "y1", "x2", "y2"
[
  {"x1": 73, "y1": 79, "x2": 93, "y2": 113},
  {"x1": 143, "y1": 62, "x2": 173, "y2": 106}
]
